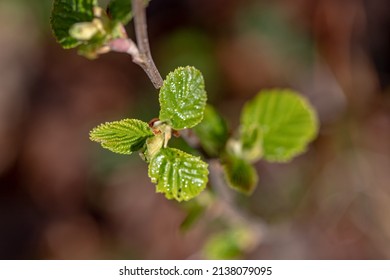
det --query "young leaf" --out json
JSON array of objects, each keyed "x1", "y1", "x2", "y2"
[
  {"x1": 69, "y1": 21, "x2": 101, "y2": 41},
  {"x1": 76, "y1": 33, "x2": 110, "y2": 59},
  {"x1": 144, "y1": 133, "x2": 164, "y2": 161},
  {"x1": 193, "y1": 104, "x2": 228, "y2": 157},
  {"x1": 241, "y1": 89, "x2": 318, "y2": 162},
  {"x1": 203, "y1": 228, "x2": 254, "y2": 260},
  {"x1": 223, "y1": 155, "x2": 258, "y2": 195},
  {"x1": 148, "y1": 148, "x2": 209, "y2": 202},
  {"x1": 159, "y1": 66, "x2": 207, "y2": 130},
  {"x1": 107, "y1": 0, "x2": 132, "y2": 25},
  {"x1": 240, "y1": 124, "x2": 263, "y2": 162},
  {"x1": 51, "y1": 0, "x2": 98, "y2": 48},
  {"x1": 90, "y1": 119, "x2": 153, "y2": 155}
]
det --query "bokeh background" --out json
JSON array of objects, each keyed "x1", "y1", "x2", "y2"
[{"x1": 0, "y1": 0, "x2": 389, "y2": 259}]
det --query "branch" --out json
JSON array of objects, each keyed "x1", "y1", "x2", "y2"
[
  {"x1": 132, "y1": 0, "x2": 163, "y2": 89},
  {"x1": 181, "y1": 129, "x2": 267, "y2": 252},
  {"x1": 208, "y1": 160, "x2": 267, "y2": 237},
  {"x1": 109, "y1": 0, "x2": 163, "y2": 89},
  {"x1": 109, "y1": 38, "x2": 140, "y2": 59},
  {"x1": 133, "y1": 0, "x2": 151, "y2": 58}
]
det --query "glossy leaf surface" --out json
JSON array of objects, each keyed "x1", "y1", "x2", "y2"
[
  {"x1": 159, "y1": 66, "x2": 207, "y2": 130},
  {"x1": 148, "y1": 148, "x2": 208, "y2": 202},
  {"x1": 90, "y1": 119, "x2": 153, "y2": 155}
]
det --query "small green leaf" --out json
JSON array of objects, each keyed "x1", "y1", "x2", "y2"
[
  {"x1": 144, "y1": 133, "x2": 164, "y2": 161},
  {"x1": 148, "y1": 148, "x2": 209, "y2": 202},
  {"x1": 203, "y1": 228, "x2": 254, "y2": 260},
  {"x1": 240, "y1": 124, "x2": 263, "y2": 162},
  {"x1": 76, "y1": 33, "x2": 110, "y2": 59},
  {"x1": 107, "y1": 0, "x2": 132, "y2": 25},
  {"x1": 51, "y1": 0, "x2": 98, "y2": 48},
  {"x1": 69, "y1": 21, "x2": 100, "y2": 41},
  {"x1": 193, "y1": 104, "x2": 228, "y2": 157},
  {"x1": 159, "y1": 66, "x2": 207, "y2": 130},
  {"x1": 241, "y1": 89, "x2": 318, "y2": 162},
  {"x1": 223, "y1": 155, "x2": 258, "y2": 195},
  {"x1": 90, "y1": 119, "x2": 153, "y2": 155}
]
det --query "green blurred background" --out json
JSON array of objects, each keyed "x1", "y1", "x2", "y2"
[{"x1": 0, "y1": 0, "x2": 389, "y2": 259}]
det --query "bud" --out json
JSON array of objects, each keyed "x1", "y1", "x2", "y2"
[{"x1": 69, "y1": 22, "x2": 98, "y2": 41}]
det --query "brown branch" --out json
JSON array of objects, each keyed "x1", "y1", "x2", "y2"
[
  {"x1": 131, "y1": 0, "x2": 163, "y2": 89},
  {"x1": 108, "y1": 1, "x2": 163, "y2": 89},
  {"x1": 132, "y1": 0, "x2": 151, "y2": 57}
]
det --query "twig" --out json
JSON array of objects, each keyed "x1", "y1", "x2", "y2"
[
  {"x1": 132, "y1": 0, "x2": 163, "y2": 89},
  {"x1": 208, "y1": 160, "x2": 267, "y2": 247},
  {"x1": 133, "y1": 0, "x2": 152, "y2": 58},
  {"x1": 109, "y1": 0, "x2": 163, "y2": 89},
  {"x1": 109, "y1": 38, "x2": 140, "y2": 60},
  {"x1": 181, "y1": 129, "x2": 267, "y2": 249}
]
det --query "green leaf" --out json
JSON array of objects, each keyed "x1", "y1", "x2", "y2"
[
  {"x1": 51, "y1": 0, "x2": 98, "y2": 48},
  {"x1": 203, "y1": 228, "x2": 254, "y2": 260},
  {"x1": 241, "y1": 89, "x2": 318, "y2": 162},
  {"x1": 76, "y1": 36, "x2": 109, "y2": 59},
  {"x1": 240, "y1": 124, "x2": 263, "y2": 162},
  {"x1": 69, "y1": 21, "x2": 100, "y2": 41},
  {"x1": 193, "y1": 104, "x2": 228, "y2": 157},
  {"x1": 159, "y1": 66, "x2": 207, "y2": 130},
  {"x1": 223, "y1": 155, "x2": 258, "y2": 195},
  {"x1": 107, "y1": 0, "x2": 132, "y2": 25},
  {"x1": 148, "y1": 148, "x2": 209, "y2": 202},
  {"x1": 90, "y1": 119, "x2": 153, "y2": 155}
]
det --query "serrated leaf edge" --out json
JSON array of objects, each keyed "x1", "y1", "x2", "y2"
[
  {"x1": 89, "y1": 118, "x2": 153, "y2": 155},
  {"x1": 148, "y1": 147, "x2": 209, "y2": 202},
  {"x1": 241, "y1": 89, "x2": 319, "y2": 163},
  {"x1": 159, "y1": 66, "x2": 207, "y2": 130}
]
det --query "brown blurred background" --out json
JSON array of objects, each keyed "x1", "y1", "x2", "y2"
[{"x1": 0, "y1": 0, "x2": 389, "y2": 259}]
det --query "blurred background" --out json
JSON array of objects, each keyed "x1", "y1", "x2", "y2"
[{"x1": 0, "y1": 0, "x2": 389, "y2": 259}]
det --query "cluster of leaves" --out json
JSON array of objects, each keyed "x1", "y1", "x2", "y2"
[
  {"x1": 194, "y1": 89, "x2": 318, "y2": 195},
  {"x1": 50, "y1": 0, "x2": 319, "y2": 203},
  {"x1": 90, "y1": 83, "x2": 317, "y2": 201},
  {"x1": 90, "y1": 66, "x2": 209, "y2": 202},
  {"x1": 50, "y1": 0, "x2": 137, "y2": 58}
]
